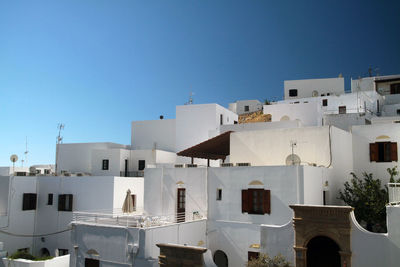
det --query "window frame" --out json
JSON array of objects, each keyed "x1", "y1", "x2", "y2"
[
  {"x1": 47, "y1": 193, "x2": 53, "y2": 205},
  {"x1": 58, "y1": 194, "x2": 73, "y2": 212},
  {"x1": 322, "y1": 99, "x2": 328, "y2": 107},
  {"x1": 22, "y1": 193, "x2": 37, "y2": 211},
  {"x1": 289, "y1": 89, "x2": 298, "y2": 97},
  {"x1": 370, "y1": 142, "x2": 398, "y2": 162},
  {"x1": 244, "y1": 105, "x2": 249, "y2": 112},
  {"x1": 338, "y1": 106, "x2": 346, "y2": 114},
  {"x1": 102, "y1": 159, "x2": 109, "y2": 170},
  {"x1": 241, "y1": 189, "x2": 271, "y2": 215},
  {"x1": 216, "y1": 188, "x2": 222, "y2": 201}
]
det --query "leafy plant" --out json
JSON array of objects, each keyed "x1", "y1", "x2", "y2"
[
  {"x1": 8, "y1": 251, "x2": 53, "y2": 261},
  {"x1": 247, "y1": 253, "x2": 292, "y2": 267},
  {"x1": 338, "y1": 172, "x2": 388, "y2": 232}
]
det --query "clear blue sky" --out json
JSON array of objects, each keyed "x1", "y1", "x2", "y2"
[{"x1": 0, "y1": 0, "x2": 399, "y2": 166}]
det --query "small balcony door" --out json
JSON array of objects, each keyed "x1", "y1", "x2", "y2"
[{"x1": 177, "y1": 188, "x2": 186, "y2": 222}]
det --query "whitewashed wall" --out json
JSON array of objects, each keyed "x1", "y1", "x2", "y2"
[
  {"x1": 143, "y1": 168, "x2": 207, "y2": 218},
  {"x1": 230, "y1": 127, "x2": 331, "y2": 166},
  {"x1": 131, "y1": 119, "x2": 176, "y2": 152},
  {"x1": 284, "y1": 77, "x2": 344, "y2": 100},
  {"x1": 263, "y1": 102, "x2": 322, "y2": 126},
  {"x1": 0, "y1": 177, "x2": 37, "y2": 255},
  {"x1": 220, "y1": 120, "x2": 301, "y2": 135},
  {"x1": 228, "y1": 100, "x2": 263, "y2": 115},
  {"x1": 352, "y1": 124, "x2": 400, "y2": 183},
  {"x1": 56, "y1": 143, "x2": 127, "y2": 175},
  {"x1": 260, "y1": 221, "x2": 294, "y2": 264},
  {"x1": 2, "y1": 255, "x2": 69, "y2": 267}
]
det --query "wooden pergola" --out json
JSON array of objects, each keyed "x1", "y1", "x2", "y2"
[{"x1": 177, "y1": 131, "x2": 233, "y2": 166}]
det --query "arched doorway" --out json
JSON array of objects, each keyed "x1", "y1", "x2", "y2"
[
  {"x1": 40, "y1": 248, "x2": 50, "y2": 257},
  {"x1": 307, "y1": 236, "x2": 340, "y2": 267},
  {"x1": 214, "y1": 250, "x2": 228, "y2": 267}
]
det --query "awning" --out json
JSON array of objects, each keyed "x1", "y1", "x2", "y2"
[{"x1": 177, "y1": 131, "x2": 233, "y2": 161}]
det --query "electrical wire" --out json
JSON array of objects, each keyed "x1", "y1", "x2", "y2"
[{"x1": 0, "y1": 227, "x2": 71, "y2": 237}]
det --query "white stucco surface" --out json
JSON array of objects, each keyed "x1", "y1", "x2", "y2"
[
  {"x1": 2, "y1": 255, "x2": 69, "y2": 267},
  {"x1": 284, "y1": 77, "x2": 344, "y2": 100}
]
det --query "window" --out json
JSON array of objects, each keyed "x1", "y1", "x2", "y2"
[
  {"x1": 321, "y1": 94, "x2": 325, "y2": 96},
  {"x1": 338, "y1": 106, "x2": 346, "y2": 114},
  {"x1": 244, "y1": 105, "x2": 249, "y2": 112},
  {"x1": 248, "y1": 251, "x2": 260, "y2": 261},
  {"x1": 370, "y1": 142, "x2": 397, "y2": 162},
  {"x1": 44, "y1": 169, "x2": 51, "y2": 175},
  {"x1": 138, "y1": 160, "x2": 145, "y2": 171},
  {"x1": 102, "y1": 159, "x2": 109, "y2": 170},
  {"x1": 327, "y1": 93, "x2": 330, "y2": 96},
  {"x1": 216, "y1": 189, "x2": 222, "y2": 201},
  {"x1": 241, "y1": 189, "x2": 270, "y2": 215},
  {"x1": 390, "y1": 83, "x2": 400, "y2": 94},
  {"x1": 85, "y1": 258, "x2": 99, "y2": 267},
  {"x1": 322, "y1": 99, "x2": 328, "y2": 107},
  {"x1": 289, "y1": 89, "x2": 298, "y2": 97},
  {"x1": 47, "y1": 194, "x2": 53, "y2": 205},
  {"x1": 220, "y1": 114, "x2": 223, "y2": 125},
  {"x1": 397, "y1": 109, "x2": 400, "y2": 115},
  {"x1": 22, "y1": 193, "x2": 37, "y2": 210},
  {"x1": 58, "y1": 249, "x2": 69, "y2": 256},
  {"x1": 58, "y1": 194, "x2": 73, "y2": 211}
]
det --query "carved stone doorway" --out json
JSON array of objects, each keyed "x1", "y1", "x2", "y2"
[{"x1": 290, "y1": 205, "x2": 353, "y2": 267}]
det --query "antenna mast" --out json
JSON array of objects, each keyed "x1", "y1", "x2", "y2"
[
  {"x1": 22, "y1": 136, "x2": 29, "y2": 167},
  {"x1": 55, "y1": 123, "x2": 65, "y2": 175}
]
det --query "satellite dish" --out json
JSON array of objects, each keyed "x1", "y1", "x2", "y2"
[
  {"x1": 286, "y1": 154, "x2": 301, "y2": 165},
  {"x1": 10, "y1": 154, "x2": 18, "y2": 163},
  {"x1": 312, "y1": 91, "x2": 319, "y2": 97}
]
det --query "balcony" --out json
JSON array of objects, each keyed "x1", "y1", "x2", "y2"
[
  {"x1": 72, "y1": 209, "x2": 206, "y2": 228},
  {"x1": 119, "y1": 171, "x2": 144, "y2": 177},
  {"x1": 388, "y1": 183, "x2": 400, "y2": 204}
]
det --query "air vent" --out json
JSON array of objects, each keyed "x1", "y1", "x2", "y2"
[
  {"x1": 221, "y1": 163, "x2": 233, "y2": 167},
  {"x1": 174, "y1": 164, "x2": 184, "y2": 168},
  {"x1": 236, "y1": 163, "x2": 251, "y2": 167},
  {"x1": 186, "y1": 164, "x2": 197, "y2": 168}
]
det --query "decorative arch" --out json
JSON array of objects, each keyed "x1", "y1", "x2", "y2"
[
  {"x1": 290, "y1": 205, "x2": 353, "y2": 267},
  {"x1": 376, "y1": 135, "x2": 390, "y2": 140},
  {"x1": 249, "y1": 180, "x2": 264, "y2": 186},
  {"x1": 280, "y1": 115, "x2": 290, "y2": 121}
]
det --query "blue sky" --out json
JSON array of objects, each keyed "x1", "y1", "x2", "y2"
[{"x1": 0, "y1": 0, "x2": 399, "y2": 166}]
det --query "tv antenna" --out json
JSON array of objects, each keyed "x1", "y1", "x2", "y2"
[
  {"x1": 23, "y1": 136, "x2": 29, "y2": 166},
  {"x1": 10, "y1": 154, "x2": 18, "y2": 174},
  {"x1": 185, "y1": 91, "x2": 194, "y2": 105},
  {"x1": 57, "y1": 123, "x2": 65, "y2": 144}
]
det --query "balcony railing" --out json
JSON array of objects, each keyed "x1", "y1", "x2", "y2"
[
  {"x1": 72, "y1": 209, "x2": 205, "y2": 228},
  {"x1": 388, "y1": 183, "x2": 400, "y2": 204},
  {"x1": 120, "y1": 171, "x2": 144, "y2": 177}
]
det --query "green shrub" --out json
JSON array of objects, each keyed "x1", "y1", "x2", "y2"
[{"x1": 8, "y1": 251, "x2": 53, "y2": 261}]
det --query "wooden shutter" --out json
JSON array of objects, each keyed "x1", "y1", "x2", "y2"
[
  {"x1": 263, "y1": 190, "x2": 271, "y2": 214},
  {"x1": 58, "y1": 195, "x2": 65, "y2": 211},
  {"x1": 370, "y1": 143, "x2": 378, "y2": 162},
  {"x1": 242, "y1": 190, "x2": 249, "y2": 213},
  {"x1": 391, "y1": 142, "x2": 398, "y2": 162}
]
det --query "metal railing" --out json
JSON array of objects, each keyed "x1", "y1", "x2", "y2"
[
  {"x1": 119, "y1": 171, "x2": 144, "y2": 177},
  {"x1": 388, "y1": 183, "x2": 400, "y2": 204},
  {"x1": 72, "y1": 210, "x2": 205, "y2": 228}
]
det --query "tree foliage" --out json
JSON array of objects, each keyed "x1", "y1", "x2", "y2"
[
  {"x1": 338, "y1": 172, "x2": 389, "y2": 232},
  {"x1": 247, "y1": 253, "x2": 292, "y2": 267}
]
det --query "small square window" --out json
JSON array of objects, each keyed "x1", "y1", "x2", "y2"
[
  {"x1": 58, "y1": 249, "x2": 69, "y2": 256},
  {"x1": 138, "y1": 160, "x2": 146, "y2": 171},
  {"x1": 22, "y1": 193, "x2": 37, "y2": 210},
  {"x1": 289, "y1": 89, "x2": 298, "y2": 97},
  {"x1": 397, "y1": 109, "x2": 400, "y2": 115},
  {"x1": 58, "y1": 194, "x2": 73, "y2": 211},
  {"x1": 244, "y1": 105, "x2": 249, "y2": 112},
  {"x1": 216, "y1": 189, "x2": 222, "y2": 200},
  {"x1": 322, "y1": 99, "x2": 328, "y2": 106},
  {"x1": 248, "y1": 251, "x2": 260, "y2": 261},
  {"x1": 102, "y1": 159, "x2": 109, "y2": 170},
  {"x1": 339, "y1": 106, "x2": 346, "y2": 114},
  {"x1": 47, "y1": 194, "x2": 53, "y2": 205}
]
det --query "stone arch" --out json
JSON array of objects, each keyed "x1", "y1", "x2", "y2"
[
  {"x1": 213, "y1": 250, "x2": 228, "y2": 267},
  {"x1": 306, "y1": 236, "x2": 341, "y2": 267},
  {"x1": 290, "y1": 205, "x2": 353, "y2": 267}
]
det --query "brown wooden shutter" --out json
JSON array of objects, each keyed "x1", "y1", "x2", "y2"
[
  {"x1": 242, "y1": 190, "x2": 249, "y2": 213},
  {"x1": 370, "y1": 143, "x2": 378, "y2": 162},
  {"x1": 263, "y1": 190, "x2": 271, "y2": 214},
  {"x1": 391, "y1": 142, "x2": 398, "y2": 162}
]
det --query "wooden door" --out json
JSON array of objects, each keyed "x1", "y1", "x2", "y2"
[{"x1": 177, "y1": 188, "x2": 186, "y2": 222}]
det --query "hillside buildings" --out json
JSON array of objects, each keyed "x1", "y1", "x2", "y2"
[{"x1": 1, "y1": 73, "x2": 400, "y2": 267}]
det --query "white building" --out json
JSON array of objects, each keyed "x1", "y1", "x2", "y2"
[{"x1": 228, "y1": 100, "x2": 263, "y2": 115}]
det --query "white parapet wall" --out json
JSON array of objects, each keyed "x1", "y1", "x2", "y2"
[{"x1": 2, "y1": 255, "x2": 69, "y2": 267}]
